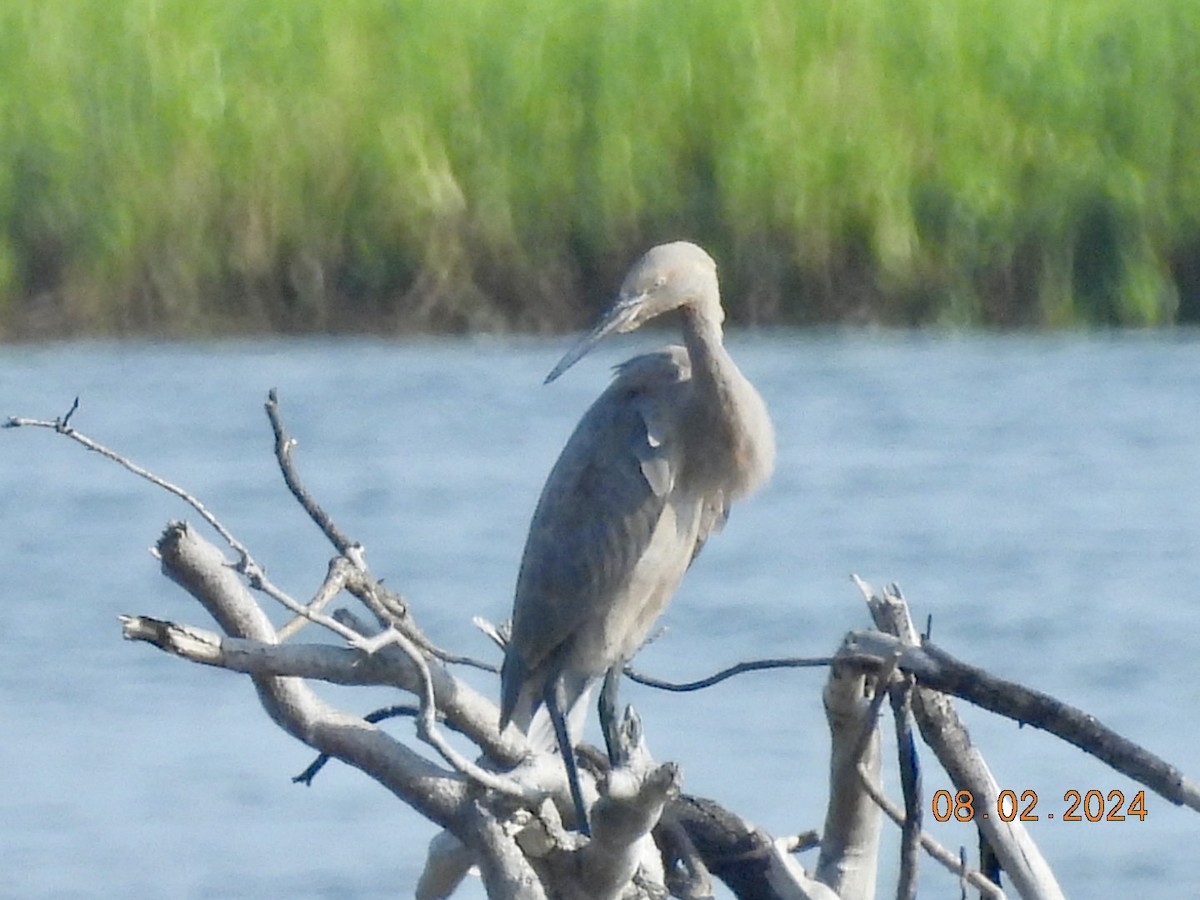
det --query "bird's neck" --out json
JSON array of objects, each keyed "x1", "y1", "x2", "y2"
[
  {"x1": 678, "y1": 303, "x2": 775, "y2": 498},
  {"x1": 679, "y1": 303, "x2": 727, "y2": 382}
]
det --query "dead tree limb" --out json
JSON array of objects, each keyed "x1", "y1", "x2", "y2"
[
  {"x1": 849, "y1": 760, "x2": 1006, "y2": 899},
  {"x1": 662, "y1": 795, "x2": 831, "y2": 900},
  {"x1": 153, "y1": 520, "x2": 470, "y2": 828},
  {"x1": 265, "y1": 388, "x2": 359, "y2": 559},
  {"x1": 121, "y1": 603, "x2": 521, "y2": 765},
  {"x1": 862, "y1": 581, "x2": 1063, "y2": 900},
  {"x1": 626, "y1": 657, "x2": 835, "y2": 691},
  {"x1": 841, "y1": 627, "x2": 1200, "y2": 813},
  {"x1": 815, "y1": 663, "x2": 882, "y2": 899},
  {"x1": 918, "y1": 638, "x2": 1200, "y2": 812}
]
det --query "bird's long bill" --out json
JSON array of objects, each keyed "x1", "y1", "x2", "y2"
[{"x1": 544, "y1": 294, "x2": 643, "y2": 384}]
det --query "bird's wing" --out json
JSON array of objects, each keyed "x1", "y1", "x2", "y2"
[{"x1": 502, "y1": 350, "x2": 692, "y2": 721}]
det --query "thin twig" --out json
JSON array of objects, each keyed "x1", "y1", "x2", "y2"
[
  {"x1": 266, "y1": 392, "x2": 498, "y2": 673},
  {"x1": 855, "y1": 761, "x2": 1005, "y2": 899},
  {"x1": 375, "y1": 625, "x2": 535, "y2": 801},
  {"x1": 8, "y1": 403, "x2": 371, "y2": 647},
  {"x1": 277, "y1": 556, "x2": 353, "y2": 641},
  {"x1": 474, "y1": 616, "x2": 509, "y2": 652},
  {"x1": 243, "y1": 564, "x2": 368, "y2": 646},
  {"x1": 7, "y1": 406, "x2": 246, "y2": 558},
  {"x1": 435, "y1": 650, "x2": 500, "y2": 673},
  {"x1": 265, "y1": 389, "x2": 360, "y2": 559},
  {"x1": 625, "y1": 656, "x2": 833, "y2": 692}
]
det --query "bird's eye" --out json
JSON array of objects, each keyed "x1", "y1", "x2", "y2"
[{"x1": 653, "y1": 276, "x2": 667, "y2": 289}]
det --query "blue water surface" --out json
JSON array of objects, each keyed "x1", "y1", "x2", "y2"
[{"x1": 2, "y1": 330, "x2": 1197, "y2": 898}]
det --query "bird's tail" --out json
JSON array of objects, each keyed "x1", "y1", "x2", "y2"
[
  {"x1": 524, "y1": 683, "x2": 593, "y2": 755},
  {"x1": 502, "y1": 666, "x2": 594, "y2": 756}
]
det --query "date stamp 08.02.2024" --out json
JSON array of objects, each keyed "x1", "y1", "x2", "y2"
[{"x1": 932, "y1": 789, "x2": 1148, "y2": 823}]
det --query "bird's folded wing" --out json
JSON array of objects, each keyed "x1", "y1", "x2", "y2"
[{"x1": 509, "y1": 351, "x2": 691, "y2": 677}]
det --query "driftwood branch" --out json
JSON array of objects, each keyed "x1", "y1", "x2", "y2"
[
  {"x1": 118, "y1": 612, "x2": 521, "y2": 764},
  {"x1": 815, "y1": 662, "x2": 882, "y2": 899},
  {"x1": 266, "y1": 394, "x2": 490, "y2": 675},
  {"x1": 857, "y1": 764, "x2": 1008, "y2": 898},
  {"x1": 151, "y1": 520, "x2": 470, "y2": 829},
  {"x1": 265, "y1": 388, "x2": 360, "y2": 560},
  {"x1": 840, "y1": 626, "x2": 1200, "y2": 813},
  {"x1": 862, "y1": 581, "x2": 1062, "y2": 900},
  {"x1": 661, "y1": 795, "x2": 825, "y2": 900},
  {"x1": 5, "y1": 407, "x2": 381, "y2": 647},
  {"x1": 919, "y1": 637, "x2": 1200, "y2": 812},
  {"x1": 6, "y1": 403, "x2": 245, "y2": 558},
  {"x1": 579, "y1": 713, "x2": 680, "y2": 899},
  {"x1": 143, "y1": 520, "x2": 681, "y2": 898}
]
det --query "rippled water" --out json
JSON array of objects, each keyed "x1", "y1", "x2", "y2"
[{"x1": 3, "y1": 331, "x2": 1198, "y2": 898}]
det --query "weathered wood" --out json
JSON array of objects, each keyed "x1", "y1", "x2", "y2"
[
  {"x1": 153, "y1": 521, "x2": 471, "y2": 830},
  {"x1": 815, "y1": 665, "x2": 882, "y2": 899},
  {"x1": 864, "y1": 584, "x2": 1064, "y2": 900},
  {"x1": 842, "y1": 627, "x2": 1200, "y2": 814}
]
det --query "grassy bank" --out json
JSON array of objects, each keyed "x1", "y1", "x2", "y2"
[{"x1": 2, "y1": 0, "x2": 1199, "y2": 337}]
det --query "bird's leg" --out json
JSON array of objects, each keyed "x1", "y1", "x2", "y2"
[
  {"x1": 544, "y1": 676, "x2": 591, "y2": 837},
  {"x1": 599, "y1": 663, "x2": 624, "y2": 766}
]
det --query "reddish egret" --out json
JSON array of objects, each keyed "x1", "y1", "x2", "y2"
[{"x1": 499, "y1": 241, "x2": 775, "y2": 833}]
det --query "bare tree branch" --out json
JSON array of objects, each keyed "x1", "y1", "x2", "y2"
[
  {"x1": 647, "y1": 795, "x2": 831, "y2": 900},
  {"x1": 861, "y1": 581, "x2": 1064, "y2": 900},
  {"x1": 815, "y1": 663, "x2": 882, "y2": 899},
  {"x1": 654, "y1": 811, "x2": 715, "y2": 900},
  {"x1": 662, "y1": 795, "x2": 790, "y2": 899},
  {"x1": 266, "y1": 388, "x2": 360, "y2": 560},
  {"x1": 7, "y1": 408, "x2": 371, "y2": 645},
  {"x1": 332, "y1": 608, "x2": 524, "y2": 767},
  {"x1": 295, "y1": 704, "x2": 422, "y2": 786},
  {"x1": 459, "y1": 801, "x2": 551, "y2": 900},
  {"x1": 580, "y1": 761, "x2": 680, "y2": 899},
  {"x1": 7, "y1": 408, "x2": 247, "y2": 558},
  {"x1": 152, "y1": 520, "x2": 470, "y2": 829},
  {"x1": 917, "y1": 638, "x2": 1200, "y2": 813},
  {"x1": 117, "y1": 616, "x2": 484, "y2": 702},
  {"x1": 418, "y1": 829, "x2": 482, "y2": 900},
  {"x1": 851, "y1": 764, "x2": 1005, "y2": 899},
  {"x1": 128, "y1": 600, "x2": 526, "y2": 772},
  {"x1": 356, "y1": 619, "x2": 534, "y2": 802},
  {"x1": 267, "y1": 391, "x2": 495, "y2": 675},
  {"x1": 276, "y1": 556, "x2": 357, "y2": 641},
  {"x1": 841, "y1": 626, "x2": 1200, "y2": 814}
]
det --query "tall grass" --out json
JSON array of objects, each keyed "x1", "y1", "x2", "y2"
[{"x1": 1, "y1": 0, "x2": 1198, "y2": 337}]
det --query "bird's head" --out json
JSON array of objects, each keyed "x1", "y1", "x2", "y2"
[{"x1": 545, "y1": 241, "x2": 720, "y2": 383}]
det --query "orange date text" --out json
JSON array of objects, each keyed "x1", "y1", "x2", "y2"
[{"x1": 931, "y1": 789, "x2": 1147, "y2": 823}]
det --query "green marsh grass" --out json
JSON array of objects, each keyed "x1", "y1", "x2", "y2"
[{"x1": 1, "y1": 0, "x2": 1198, "y2": 336}]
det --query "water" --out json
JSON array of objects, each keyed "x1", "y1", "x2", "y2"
[{"x1": 2, "y1": 331, "x2": 1197, "y2": 898}]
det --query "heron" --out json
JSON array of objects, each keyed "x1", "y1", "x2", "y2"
[{"x1": 499, "y1": 241, "x2": 775, "y2": 834}]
